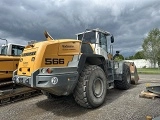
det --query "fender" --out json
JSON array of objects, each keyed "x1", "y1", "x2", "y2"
[{"x1": 77, "y1": 53, "x2": 106, "y2": 74}]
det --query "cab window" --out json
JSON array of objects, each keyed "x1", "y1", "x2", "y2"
[
  {"x1": 78, "y1": 31, "x2": 96, "y2": 43},
  {"x1": 12, "y1": 45, "x2": 24, "y2": 56},
  {"x1": 1, "y1": 46, "x2": 8, "y2": 55},
  {"x1": 99, "y1": 33, "x2": 107, "y2": 52}
]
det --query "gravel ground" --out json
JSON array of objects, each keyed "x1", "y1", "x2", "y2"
[{"x1": 0, "y1": 74, "x2": 160, "y2": 120}]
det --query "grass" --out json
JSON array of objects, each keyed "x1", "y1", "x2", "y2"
[{"x1": 137, "y1": 68, "x2": 160, "y2": 74}]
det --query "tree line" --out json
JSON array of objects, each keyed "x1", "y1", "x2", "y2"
[
  {"x1": 125, "y1": 28, "x2": 160, "y2": 68},
  {"x1": 125, "y1": 51, "x2": 144, "y2": 60}
]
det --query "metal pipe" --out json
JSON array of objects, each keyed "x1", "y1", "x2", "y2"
[{"x1": 0, "y1": 38, "x2": 8, "y2": 45}]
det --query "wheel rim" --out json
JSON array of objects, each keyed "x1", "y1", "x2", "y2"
[{"x1": 93, "y1": 78, "x2": 104, "y2": 98}]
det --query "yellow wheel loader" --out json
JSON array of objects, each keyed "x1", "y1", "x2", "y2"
[{"x1": 13, "y1": 28, "x2": 139, "y2": 108}]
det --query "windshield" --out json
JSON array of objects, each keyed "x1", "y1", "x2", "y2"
[
  {"x1": 12, "y1": 45, "x2": 24, "y2": 56},
  {"x1": 77, "y1": 31, "x2": 96, "y2": 43},
  {"x1": 1, "y1": 46, "x2": 8, "y2": 55}
]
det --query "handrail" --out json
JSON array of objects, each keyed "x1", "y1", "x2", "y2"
[{"x1": 0, "y1": 38, "x2": 8, "y2": 45}]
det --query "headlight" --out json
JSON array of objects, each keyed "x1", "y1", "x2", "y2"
[
  {"x1": 41, "y1": 68, "x2": 53, "y2": 74},
  {"x1": 16, "y1": 77, "x2": 20, "y2": 83},
  {"x1": 12, "y1": 76, "x2": 16, "y2": 82},
  {"x1": 41, "y1": 68, "x2": 46, "y2": 73}
]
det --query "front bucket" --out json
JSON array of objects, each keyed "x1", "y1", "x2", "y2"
[{"x1": 125, "y1": 62, "x2": 139, "y2": 84}]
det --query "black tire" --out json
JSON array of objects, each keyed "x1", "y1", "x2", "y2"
[
  {"x1": 131, "y1": 78, "x2": 136, "y2": 85},
  {"x1": 73, "y1": 65, "x2": 107, "y2": 108},
  {"x1": 114, "y1": 64, "x2": 131, "y2": 90}
]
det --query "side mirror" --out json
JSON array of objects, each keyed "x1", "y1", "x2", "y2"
[{"x1": 111, "y1": 35, "x2": 114, "y2": 43}]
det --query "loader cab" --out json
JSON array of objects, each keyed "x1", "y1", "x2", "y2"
[
  {"x1": 77, "y1": 31, "x2": 96, "y2": 44},
  {"x1": 0, "y1": 44, "x2": 24, "y2": 56},
  {"x1": 1, "y1": 45, "x2": 8, "y2": 55},
  {"x1": 77, "y1": 28, "x2": 114, "y2": 59}
]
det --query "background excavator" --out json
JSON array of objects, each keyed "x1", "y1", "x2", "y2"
[
  {"x1": 0, "y1": 39, "x2": 41, "y2": 105},
  {"x1": 0, "y1": 40, "x2": 24, "y2": 87}
]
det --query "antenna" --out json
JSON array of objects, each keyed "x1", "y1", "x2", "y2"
[{"x1": 44, "y1": 31, "x2": 54, "y2": 40}]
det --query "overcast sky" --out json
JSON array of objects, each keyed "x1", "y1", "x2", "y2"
[{"x1": 0, "y1": 0, "x2": 160, "y2": 57}]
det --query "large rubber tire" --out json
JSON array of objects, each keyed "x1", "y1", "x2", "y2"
[
  {"x1": 73, "y1": 65, "x2": 107, "y2": 108},
  {"x1": 114, "y1": 64, "x2": 131, "y2": 90}
]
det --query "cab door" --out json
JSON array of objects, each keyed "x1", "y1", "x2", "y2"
[
  {"x1": 12, "y1": 45, "x2": 24, "y2": 71},
  {"x1": 99, "y1": 33, "x2": 108, "y2": 59}
]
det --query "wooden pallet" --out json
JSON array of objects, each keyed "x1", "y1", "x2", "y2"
[{"x1": 139, "y1": 91, "x2": 159, "y2": 99}]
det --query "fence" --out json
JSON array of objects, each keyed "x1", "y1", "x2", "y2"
[{"x1": 125, "y1": 59, "x2": 159, "y2": 68}]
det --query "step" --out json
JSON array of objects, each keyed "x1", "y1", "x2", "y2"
[{"x1": 108, "y1": 82, "x2": 114, "y2": 89}]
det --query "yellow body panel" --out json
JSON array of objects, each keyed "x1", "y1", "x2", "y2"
[
  {"x1": 17, "y1": 39, "x2": 81, "y2": 76},
  {"x1": 0, "y1": 55, "x2": 20, "y2": 79},
  {"x1": 58, "y1": 41, "x2": 80, "y2": 55}
]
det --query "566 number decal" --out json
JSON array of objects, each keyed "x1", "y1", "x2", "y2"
[{"x1": 45, "y1": 58, "x2": 64, "y2": 65}]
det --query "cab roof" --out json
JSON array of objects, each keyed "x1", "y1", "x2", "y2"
[{"x1": 76, "y1": 28, "x2": 111, "y2": 36}]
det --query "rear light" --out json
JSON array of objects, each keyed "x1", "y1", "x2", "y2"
[
  {"x1": 41, "y1": 68, "x2": 53, "y2": 74},
  {"x1": 47, "y1": 68, "x2": 53, "y2": 73}
]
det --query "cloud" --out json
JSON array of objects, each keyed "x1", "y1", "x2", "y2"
[
  {"x1": 0, "y1": 0, "x2": 160, "y2": 56},
  {"x1": 0, "y1": 30, "x2": 28, "y2": 46}
]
